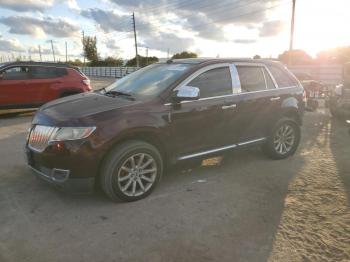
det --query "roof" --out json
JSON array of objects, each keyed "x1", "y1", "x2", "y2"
[
  {"x1": 168, "y1": 58, "x2": 282, "y2": 66},
  {"x1": 0, "y1": 61, "x2": 78, "y2": 69}
]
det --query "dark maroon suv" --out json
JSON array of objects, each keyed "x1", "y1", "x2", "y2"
[{"x1": 25, "y1": 59, "x2": 304, "y2": 202}]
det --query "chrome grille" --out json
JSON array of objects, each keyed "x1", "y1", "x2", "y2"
[{"x1": 28, "y1": 125, "x2": 58, "y2": 152}]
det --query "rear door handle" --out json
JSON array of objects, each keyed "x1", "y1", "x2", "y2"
[
  {"x1": 270, "y1": 96, "x2": 281, "y2": 101},
  {"x1": 222, "y1": 104, "x2": 237, "y2": 110}
]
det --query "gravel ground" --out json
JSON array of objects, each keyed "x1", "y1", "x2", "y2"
[
  {"x1": 89, "y1": 77, "x2": 115, "y2": 90},
  {"x1": 0, "y1": 82, "x2": 349, "y2": 261}
]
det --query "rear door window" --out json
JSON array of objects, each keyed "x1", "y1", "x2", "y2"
[
  {"x1": 2, "y1": 66, "x2": 30, "y2": 80},
  {"x1": 267, "y1": 65, "x2": 297, "y2": 87},
  {"x1": 30, "y1": 67, "x2": 66, "y2": 79},
  {"x1": 236, "y1": 66, "x2": 266, "y2": 92},
  {"x1": 188, "y1": 67, "x2": 232, "y2": 98}
]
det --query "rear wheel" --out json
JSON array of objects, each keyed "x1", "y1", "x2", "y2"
[
  {"x1": 263, "y1": 118, "x2": 300, "y2": 159},
  {"x1": 100, "y1": 140, "x2": 163, "y2": 202}
]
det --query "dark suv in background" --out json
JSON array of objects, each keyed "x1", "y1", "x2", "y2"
[
  {"x1": 26, "y1": 59, "x2": 304, "y2": 202},
  {"x1": 0, "y1": 62, "x2": 91, "y2": 109}
]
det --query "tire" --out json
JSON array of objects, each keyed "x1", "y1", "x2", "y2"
[
  {"x1": 100, "y1": 140, "x2": 163, "y2": 202},
  {"x1": 263, "y1": 118, "x2": 301, "y2": 160}
]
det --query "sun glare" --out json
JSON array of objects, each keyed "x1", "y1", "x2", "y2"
[{"x1": 295, "y1": 0, "x2": 350, "y2": 56}]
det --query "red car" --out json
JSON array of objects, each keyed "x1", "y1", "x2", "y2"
[{"x1": 0, "y1": 62, "x2": 92, "y2": 109}]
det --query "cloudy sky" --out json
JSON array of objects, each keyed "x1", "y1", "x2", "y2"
[{"x1": 0, "y1": 0, "x2": 349, "y2": 62}]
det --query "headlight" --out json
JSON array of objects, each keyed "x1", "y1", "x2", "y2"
[{"x1": 49, "y1": 127, "x2": 96, "y2": 142}]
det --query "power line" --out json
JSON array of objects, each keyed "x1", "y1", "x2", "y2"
[{"x1": 135, "y1": 0, "x2": 291, "y2": 34}]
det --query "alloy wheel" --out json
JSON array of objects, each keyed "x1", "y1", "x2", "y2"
[
  {"x1": 273, "y1": 124, "x2": 295, "y2": 155},
  {"x1": 117, "y1": 153, "x2": 157, "y2": 197}
]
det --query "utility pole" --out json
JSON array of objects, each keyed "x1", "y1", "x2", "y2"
[
  {"x1": 38, "y1": 45, "x2": 42, "y2": 61},
  {"x1": 146, "y1": 47, "x2": 148, "y2": 66},
  {"x1": 50, "y1": 40, "x2": 56, "y2": 62},
  {"x1": 82, "y1": 30, "x2": 85, "y2": 65},
  {"x1": 65, "y1": 41, "x2": 68, "y2": 63},
  {"x1": 167, "y1": 48, "x2": 170, "y2": 59},
  {"x1": 289, "y1": 0, "x2": 296, "y2": 65},
  {"x1": 132, "y1": 12, "x2": 139, "y2": 67}
]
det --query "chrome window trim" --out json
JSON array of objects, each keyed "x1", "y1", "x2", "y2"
[
  {"x1": 233, "y1": 62, "x2": 280, "y2": 89},
  {"x1": 229, "y1": 64, "x2": 241, "y2": 93},
  {"x1": 178, "y1": 137, "x2": 266, "y2": 160},
  {"x1": 174, "y1": 63, "x2": 232, "y2": 90},
  {"x1": 234, "y1": 63, "x2": 278, "y2": 93},
  {"x1": 171, "y1": 63, "x2": 233, "y2": 99},
  {"x1": 263, "y1": 65, "x2": 279, "y2": 88},
  {"x1": 262, "y1": 67, "x2": 268, "y2": 89},
  {"x1": 165, "y1": 63, "x2": 237, "y2": 106},
  {"x1": 164, "y1": 62, "x2": 300, "y2": 106},
  {"x1": 164, "y1": 85, "x2": 299, "y2": 106}
]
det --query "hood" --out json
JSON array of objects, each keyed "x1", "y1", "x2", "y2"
[{"x1": 36, "y1": 92, "x2": 140, "y2": 124}]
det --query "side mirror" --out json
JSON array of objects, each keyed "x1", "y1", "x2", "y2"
[{"x1": 172, "y1": 85, "x2": 200, "y2": 103}]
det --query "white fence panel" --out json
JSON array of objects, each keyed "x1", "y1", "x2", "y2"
[{"x1": 79, "y1": 66, "x2": 139, "y2": 78}]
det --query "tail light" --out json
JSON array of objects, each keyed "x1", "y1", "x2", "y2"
[
  {"x1": 82, "y1": 79, "x2": 92, "y2": 90},
  {"x1": 82, "y1": 79, "x2": 90, "y2": 86}
]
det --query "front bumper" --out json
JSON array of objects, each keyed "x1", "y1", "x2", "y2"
[
  {"x1": 28, "y1": 164, "x2": 95, "y2": 193},
  {"x1": 25, "y1": 141, "x2": 100, "y2": 193}
]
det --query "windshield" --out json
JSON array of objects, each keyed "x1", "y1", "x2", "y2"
[{"x1": 104, "y1": 63, "x2": 193, "y2": 98}]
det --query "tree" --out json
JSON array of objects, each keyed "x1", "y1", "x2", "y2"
[
  {"x1": 253, "y1": 55, "x2": 261, "y2": 59},
  {"x1": 171, "y1": 51, "x2": 198, "y2": 59},
  {"x1": 278, "y1": 49, "x2": 313, "y2": 65},
  {"x1": 316, "y1": 46, "x2": 350, "y2": 64},
  {"x1": 82, "y1": 36, "x2": 98, "y2": 64},
  {"x1": 125, "y1": 55, "x2": 159, "y2": 67},
  {"x1": 68, "y1": 59, "x2": 83, "y2": 66},
  {"x1": 97, "y1": 57, "x2": 124, "y2": 66}
]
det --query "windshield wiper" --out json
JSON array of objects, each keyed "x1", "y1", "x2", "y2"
[
  {"x1": 98, "y1": 87, "x2": 107, "y2": 93},
  {"x1": 104, "y1": 90, "x2": 135, "y2": 100}
]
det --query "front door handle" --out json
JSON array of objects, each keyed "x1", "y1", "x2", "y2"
[
  {"x1": 270, "y1": 96, "x2": 281, "y2": 101},
  {"x1": 222, "y1": 104, "x2": 237, "y2": 110}
]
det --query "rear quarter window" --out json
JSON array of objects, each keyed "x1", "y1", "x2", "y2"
[{"x1": 267, "y1": 65, "x2": 297, "y2": 88}]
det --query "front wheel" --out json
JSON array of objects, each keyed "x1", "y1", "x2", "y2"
[
  {"x1": 100, "y1": 140, "x2": 163, "y2": 202},
  {"x1": 263, "y1": 118, "x2": 301, "y2": 160}
]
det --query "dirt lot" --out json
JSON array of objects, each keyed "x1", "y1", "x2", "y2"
[{"x1": 0, "y1": 79, "x2": 349, "y2": 261}]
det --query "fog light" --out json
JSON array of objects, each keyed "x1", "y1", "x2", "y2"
[{"x1": 51, "y1": 168, "x2": 70, "y2": 182}]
